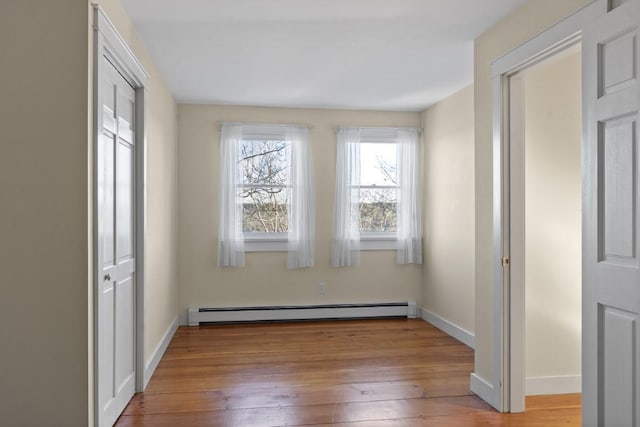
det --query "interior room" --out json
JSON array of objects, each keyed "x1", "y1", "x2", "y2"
[
  {"x1": 520, "y1": 47, "x2": 582, "y2": 397},
  {"x1": 2, "y1": 0, "x2": 637, "y2": 425}
]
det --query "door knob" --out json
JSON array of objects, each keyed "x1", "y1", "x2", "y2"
[{"x1": 104, "y1": 274, "x2": 112, "y2": 281}]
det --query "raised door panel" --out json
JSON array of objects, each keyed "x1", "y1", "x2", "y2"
[
  {"x1": 599, "y1": 116, "x2": 637, "y2": 265},
  {"x1": 116, "y1": 140, "x2": 134, "y2": 262},
  {"x1": 601, "y1": 306, "x2": 637, "y2": 426},
  {"x1": 114, "y1": 275, "x2": 135, "y2": 392}
]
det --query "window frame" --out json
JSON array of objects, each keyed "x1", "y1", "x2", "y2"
[
  {"x1": 355, "y1": 133, "x2": 401, "y2": 250},
  {"x1": 236, "y1": 126, "x2": 292, "y2": 252},
  {"x1": 243, "y1": 232, "x2": 288, "y2": 252}
]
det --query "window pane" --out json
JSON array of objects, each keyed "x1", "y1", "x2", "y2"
[
  {"x1": 238, "y1": 138, "x2": 291, "y2": 234},
  {"x1": 239, "y1": 139, "x2": 290, "y2": 186},
  {"x1": 241, "y1": 186, "x2": 289, "y2": 233},
  {"x1": 359, "y1": 188, "x2": 397, "y2": 232},
  {"x1": 360, "y1": 143, "x2": 397, "y2": 186}
]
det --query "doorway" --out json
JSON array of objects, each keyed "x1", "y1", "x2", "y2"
[
  {"x1": 509, "y1": 45, "x2": 582, "y2": 409},
  {"x1": 93, "y1": 6, "x2": 148, "y2": 427}
]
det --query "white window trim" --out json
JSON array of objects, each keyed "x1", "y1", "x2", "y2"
[
  {"x1": 361, "y1": 231, "x2": 397, "y2": 251},
  {"x1": 332, "y1": 126, "x2": 421, "y2": 265},
  {"x1": 239, "y1": 129, "x2": 290, "y2": 252},
  {"x1": 357, "y1": 138, "x2": 399, "y2": 249},
  {"x1": 244, "y1": 232, "x2": 288, "y2": 252}
]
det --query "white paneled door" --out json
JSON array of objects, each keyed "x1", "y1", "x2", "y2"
[
  {"x1": 583, "y1": 0, "x2": 640, "y2": 425},
  {"x1": 98, "y1": 59, "x2": 137, "y2": 427}
]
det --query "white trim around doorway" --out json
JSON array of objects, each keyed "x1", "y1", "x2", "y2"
[{"x1": 485, "y1": 0, "x2": 601, "y2": 413}]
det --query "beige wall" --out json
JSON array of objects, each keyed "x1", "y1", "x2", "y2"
[
  {"x1": 0, "y1": 0, "x2": 177, "y2": 424},
  {"x1": 421, "y1": 85, "x2": 475, "y2": 334},
  {"x1": 473, "y1": 0, "x2": 591, "y2": 383},
  {"x1": 0, "y1": 1, "x2": 90, "y2": 424},
  {"x1": 178, "y1": 104, "x2": 421, "y2": 318},
  {"x1": 523, "y1": 50, "x2": 581, "y2": 382}
]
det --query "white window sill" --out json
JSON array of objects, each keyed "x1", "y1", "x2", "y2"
[
  {"x1": 242, "y1": 233, "x2": 398, "y2": 252},
  {"x1": 244, "y1": 233, "x2": 288, "y2": 252},
  {"x1": 361, "y1": 233, "x2": 397, "y2": 251}
]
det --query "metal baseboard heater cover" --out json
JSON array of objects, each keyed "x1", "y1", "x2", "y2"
[{"x1": 188, "y1": 302, "x2": 417, "y2": 326}]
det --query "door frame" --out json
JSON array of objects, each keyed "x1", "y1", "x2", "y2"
[
  {"x1": 92, "y1": 5, "x2": 148, "y2": 425},
  {"x1": 490, "y1": 0, "x2": 601, "y2": 412}
]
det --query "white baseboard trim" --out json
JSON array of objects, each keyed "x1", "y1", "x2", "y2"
[
  {"x1": 470, "y1": 373, "x2": 497, "y2": 409},
  {"x1": 143, "y1": 316, "x2": 179, "y2": 389},
  {"x1": 526, "y1": 375, "x2": 581, "y2": 396},
  {"x1": 419, "y1": 307, "x2": 475, "y2": 349}
]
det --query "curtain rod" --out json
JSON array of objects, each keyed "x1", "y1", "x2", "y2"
[
  {"x1": 335, "y1": 125, "x2": 423, "y2": 134},
  {"x1": 218, "y1": 121, "x2": 315, "y2": 130}
]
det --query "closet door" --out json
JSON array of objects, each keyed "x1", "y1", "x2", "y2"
[{"x1": 98, "y1": 58, "x2": 136, "y2": 427}]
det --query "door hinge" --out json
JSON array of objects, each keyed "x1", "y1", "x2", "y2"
[{"x1": 502, "y1": 256, "x2": 510, "y2": 267}]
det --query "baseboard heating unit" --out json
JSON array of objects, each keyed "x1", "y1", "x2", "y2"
[{"x1": 188, "y1": 302, "x2": 417, "y2": 326}]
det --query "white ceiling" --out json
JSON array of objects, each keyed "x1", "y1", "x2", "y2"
[{"x1": 121, "y1": 0, "x2": 528, "y2": 111}]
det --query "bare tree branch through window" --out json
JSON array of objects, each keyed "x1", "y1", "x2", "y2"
[
  {"x1": 238, "y1": 139, "x2": 290, "y2": 233},
  {"x1": 358, "y1": 143, "x2": 398, "y2": 232}
]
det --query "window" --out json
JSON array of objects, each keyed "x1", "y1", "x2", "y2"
[
  {"x1": 358, "y1": 142, "x2": 398, "y2": 236},
  {"x1": 239, "y1": 136, "x2": 291, "y2": 236},
  {"x1": 332, "y1": 127, "x2": 422, "y2": 266},
  {"x1": 218, "y1": 124, "x2": 314, "y2": 268}
]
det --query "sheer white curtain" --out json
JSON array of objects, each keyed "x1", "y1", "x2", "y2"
[
  {"x1": 218, "y1": 124, "x2": 245, "y2": 267},
  {"x1": 287, "y1": 126, "x2": 315, "y2": 269},
  {"x1": 396, "y1": 129, "x2": 422, "y2": 264},
  {"x1": 332, "y1": 128, "x2": 361, "y2": 267}
]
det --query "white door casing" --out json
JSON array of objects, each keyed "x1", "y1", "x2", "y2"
[
  {"x1": 93, "y1": 6, "x2": 148, "y2": 427},
  {"x1": 489, "y1": 4, "x2": 596, "y2": 411},
  {"x1": 98, "y1": 60, "x2": 137, "y2": 427},
  {"x1": 582, "y1": 0, "x2": 640, "y2": 425}
]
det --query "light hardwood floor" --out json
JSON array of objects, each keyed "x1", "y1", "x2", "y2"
[{"x1": 116, "y1": 318, "x2": 580, "y2": 426}]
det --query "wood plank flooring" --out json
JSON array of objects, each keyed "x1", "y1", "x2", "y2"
[{"x1": 116, "y1": 318, "x2": 580, "y2": 426}]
